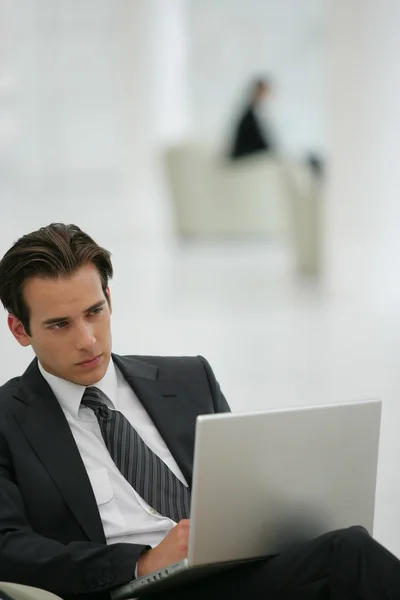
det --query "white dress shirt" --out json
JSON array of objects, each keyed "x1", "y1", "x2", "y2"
[{"x1": 38, "y1": 359, "x2": 188, "y2": 549}]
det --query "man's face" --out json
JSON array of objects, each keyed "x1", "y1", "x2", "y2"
[
  {"x1": 8, "y1": 263, "x2": 112, "y2": 386},
  {"x1": 256, "y1": 83, "x2": 269, "y2": 103}
]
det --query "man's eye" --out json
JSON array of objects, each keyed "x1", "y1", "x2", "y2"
[
  {"x1": 51, "y1": 321, "x2": 68, "y2": 330},
  {"x1": 90, "y1": 307, "x2": 104, "y2": 316}
]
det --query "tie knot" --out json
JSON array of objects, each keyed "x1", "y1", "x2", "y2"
[{"x1": 81, "y1": 387, "x2": 110, "y2": 418}]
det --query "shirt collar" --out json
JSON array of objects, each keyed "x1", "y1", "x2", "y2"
[{"x1": 38, "y1": 358, "x2": 119, "y2": 419}]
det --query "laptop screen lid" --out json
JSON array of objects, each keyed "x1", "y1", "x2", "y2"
[{"x1": 188, "y1": 400, "x2": 381, "y2": 567}]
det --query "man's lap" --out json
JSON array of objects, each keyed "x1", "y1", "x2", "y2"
[{"x1": 146, "y1": 527, "x2": 399, "y2": 600}]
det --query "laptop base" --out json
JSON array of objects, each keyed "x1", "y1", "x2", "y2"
[{"x1": 112, "y1": 557, "x2": 267, "y2": 598}]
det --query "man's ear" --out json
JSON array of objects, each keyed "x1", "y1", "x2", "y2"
[
  {"x1": 106, "y1": 286, "x2": 112, "y2": 315},
  {"x1": 8, "y1": 314, "x2": 31, "y2": 347}
]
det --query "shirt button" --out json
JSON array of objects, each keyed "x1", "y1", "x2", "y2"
[{"x1": 150, "y1": 508, "x2": 158, "y2": 515}]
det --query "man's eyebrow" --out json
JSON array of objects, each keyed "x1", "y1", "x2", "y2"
[
  {"x1": 42, "y1": 300, "x2": 106, "y2": 326},
  {"x1": 42, "y1": 315, "x2": 70, "y2": 326},
  {"x1": 85, "y1": 299, "x2": 106, "y2": 313}
]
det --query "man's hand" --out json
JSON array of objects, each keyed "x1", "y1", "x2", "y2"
[{"x1": 137, "y1": 520, "x2": 190, "y2": 578}]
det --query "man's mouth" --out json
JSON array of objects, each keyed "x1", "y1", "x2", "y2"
[{"x1": 76, "y1": 354, "x2": 102, "y2": 367}]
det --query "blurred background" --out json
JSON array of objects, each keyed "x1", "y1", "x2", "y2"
[{"x1": 1, "y1": 0, "x2": 400, "y2": 556}]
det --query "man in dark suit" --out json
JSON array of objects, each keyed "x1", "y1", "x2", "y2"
[
  {"x1": 230, "y1": 78, "x2": 275, "y2": 160},
  {"x1": 0, "y1": 223, "x2": 400, "y2": 600}
]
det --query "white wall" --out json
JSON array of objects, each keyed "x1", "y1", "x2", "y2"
[
  {"x1": 1, "y1": 0, "x2": 189, "y2": 242},
  {"x1": 326, "y1": 0, "x2": 400, "y2": 552},
  {"x1": 119, "y1": 0, "x2": 189, "y2": 237},
  {"x1": 188, "y1": 0, "x2": 326, "y2": 158},
  {"x1": 326, "y1": 0, "x2": 400, "y2": 302}
]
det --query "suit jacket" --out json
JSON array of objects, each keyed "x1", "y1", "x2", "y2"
[
  {"x1": 230, "y1": 104, "x2": 274, "y2": 159},
  {"x1": 0, "y1": 354, "x2": 229, "y2": 599}
]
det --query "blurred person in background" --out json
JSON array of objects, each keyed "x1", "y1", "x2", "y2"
[
  {"x1": 229, "y1": 77, "x2": 276, "y2": 160},
  {"x1": 229, "y1": 78, "x2": 325, "y2": 182}
]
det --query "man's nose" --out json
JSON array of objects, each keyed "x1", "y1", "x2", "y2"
[{"x1": 75, "y1": 323, "x2": 96, "y2": 352}]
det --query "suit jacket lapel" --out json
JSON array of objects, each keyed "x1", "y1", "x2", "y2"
[
  {"x1": 13, "y1": 353, "x2": 198, "y2": 541},
  {"x1": 13, "y1": 359, "x2": 105, "y2": 543},
  {"x1": 113, "y1": 354, "x2": 198, "y2": 487}
]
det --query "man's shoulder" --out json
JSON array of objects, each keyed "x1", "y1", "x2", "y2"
[
  {"x1": 119, "y1": 354, "x2": 209, "y2": 373},
  {"x1": 115, "y1": 354, "x2": 213, "y2": 382},
  {"x1": 123, "y1": 354, "x2": 206, "y2": 365},
  {"x1": 0, "y1": 375, "x2": 22, "y2": 393},
  {"x1": 0, "y1": 375, "x2": 22, "y2": 409}
]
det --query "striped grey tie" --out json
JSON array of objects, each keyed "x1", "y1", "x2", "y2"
[{"x1": 81, "y1": 386, "x2": 191, "y2": 522}]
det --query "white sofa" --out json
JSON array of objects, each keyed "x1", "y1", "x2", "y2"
[{"x1": 163, "y1": 143, "x2": 321, "y2": 275}]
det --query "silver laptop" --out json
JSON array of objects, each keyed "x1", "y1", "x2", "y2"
[{"x1": 112, "y1": 399, "x2": 381, "y2": 598}]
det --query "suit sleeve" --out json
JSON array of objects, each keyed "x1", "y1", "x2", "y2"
[
  {"x1": 0, "y1": 431, "x2": 146, "y2": 597},
  {"x1": 197, "y1": 356, "x2": 231, "y2": 413}
]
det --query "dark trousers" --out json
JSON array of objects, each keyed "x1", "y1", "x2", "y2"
[{"x1": 148, "y1": 527, "x2": 400, "y2": 599}]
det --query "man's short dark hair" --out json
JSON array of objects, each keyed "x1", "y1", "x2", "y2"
[{"x1": 0, "y1": 223, "x2": 113, "y2": 336}]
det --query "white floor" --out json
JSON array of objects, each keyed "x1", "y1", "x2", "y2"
[{"x1": 1, "y1": 234, "x2": 399, "y2": 557}]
